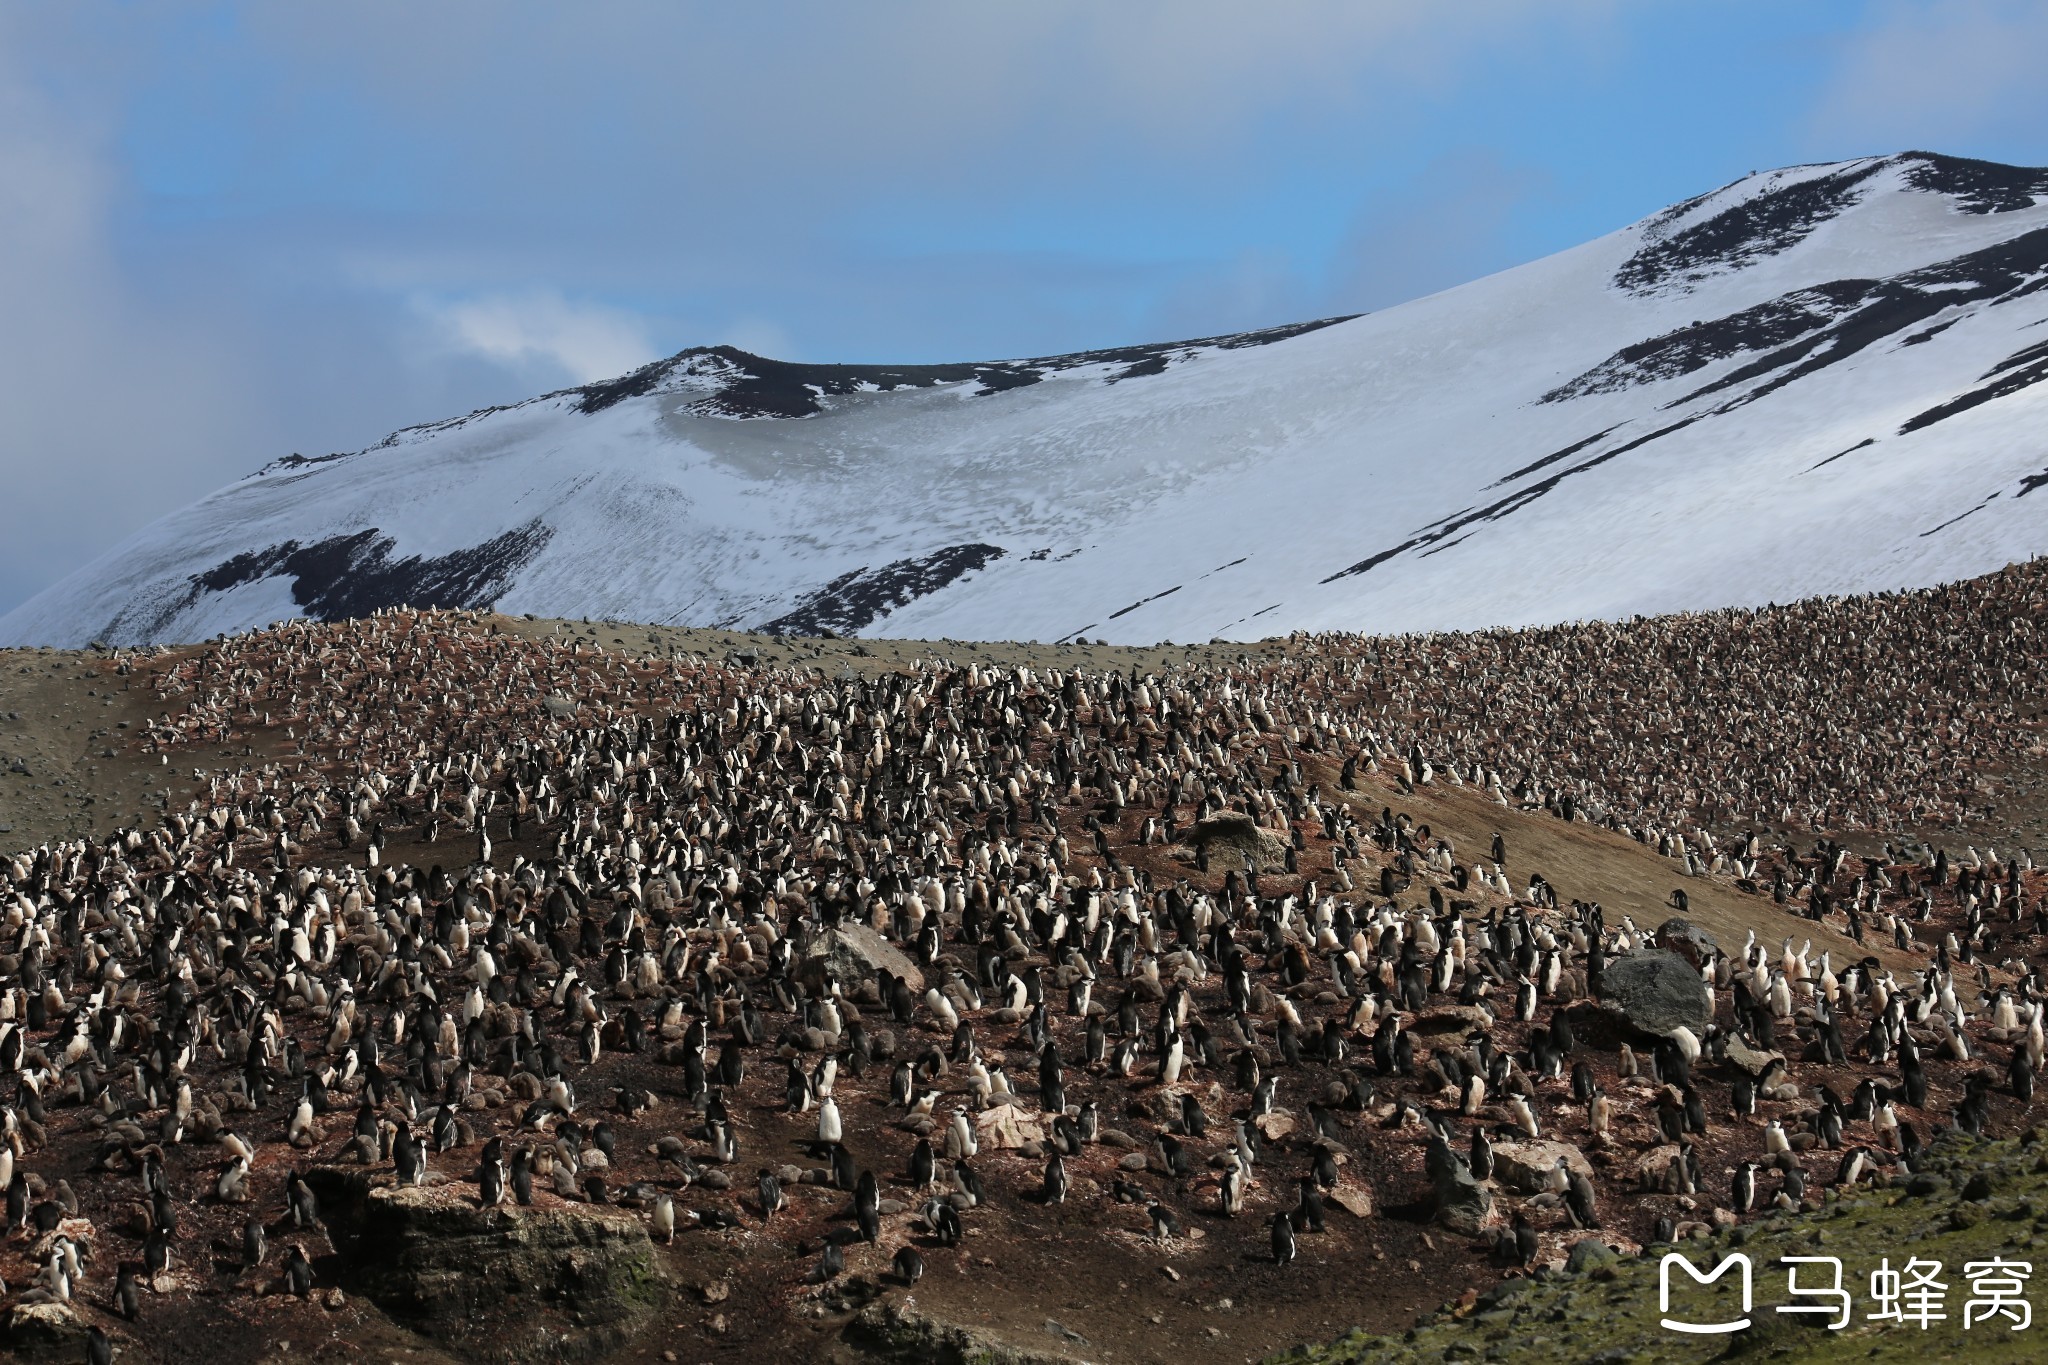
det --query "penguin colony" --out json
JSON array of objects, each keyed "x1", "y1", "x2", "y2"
[{"x1": 2, "y1": 557, "x2": 2047, "y2": 1358}]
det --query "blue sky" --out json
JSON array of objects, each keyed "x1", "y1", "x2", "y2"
[{"x1": 3, "y1": 0, "x2": 2046, "y2": 614}]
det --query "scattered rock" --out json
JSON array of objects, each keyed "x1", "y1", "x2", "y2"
[
  {"x1": 1328, "y1": 1186, "x2": 1375, "y2": 1218},
  {"x1": 1566, "y1": 1238, "x2": 1619, "y2": 1274},
  {"x1": 1492, "y1": 1141, "x2": 1594, "y2": 1196},
  {"x1": 1414, "y1": 1005, "x2": 1496, "y2": 1035},
  {"x1": 975, "y1": 1103, "x2": 1046, "y2": 1150},
  {"x1": 1722, "y1": 1037, "x2": 1783, "y2": 1077},
  {"x1": 1252, "y1": 1112, "x2": 1296, "y2": 1141}
]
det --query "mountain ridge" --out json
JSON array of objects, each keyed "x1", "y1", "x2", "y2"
[{"x1": 8, "y1": 149, "x2": 2048, "y2": 648}]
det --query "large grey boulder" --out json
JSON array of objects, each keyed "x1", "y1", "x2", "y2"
[
  {"x1": 797, "y1": 922, "x2": 925, "y2": 994},
  {"x1": 1598, "y1": 949, "x2": 1710, "y2": 1036}
]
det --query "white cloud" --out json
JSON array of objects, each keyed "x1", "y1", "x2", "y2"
[
  {"x1": 0, "y1": 27, "x2": 256, "y2": 614},
  {"x1": 1808, "y1": 1, "x2": 2048, "y2": 152},
  {"x1": 423, "y1": 291, "x2": 656, "y2": 385}
]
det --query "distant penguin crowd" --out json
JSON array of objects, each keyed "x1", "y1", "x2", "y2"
[{"x1": 3, "y1": 558, "x2": 2047, "y2": 1355}]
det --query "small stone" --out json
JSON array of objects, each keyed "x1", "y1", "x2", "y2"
[
  {"x1": 1329, "y1": 1187, "x2": 1375, "y2": 1218},
  {"x1": 701, "y1": 1281, "x2": 731, "y2": 1304},
  {"x1": 1162, "y1": 1266, "x2": 1180, "y2": 1281},
  {"x1": 323, "y1": 1287, "x2": 346, "y2": 1310},
  {"x1": 707, "y1": 1313, "x2": 728, "y2": 1336}
]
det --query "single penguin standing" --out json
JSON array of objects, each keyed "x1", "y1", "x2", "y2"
[
  {"x1": 653, "y1": 1193, "x2": 675, "y2": 1243},
  {"x1": 758, "y1": 1169, "x2": 785, "y2": 1222},
  {"x1": 1732, "y1": 1161, "x2": 1757, "y2": 1215},
  {"x1": 1043, "y1": 1151, "x2": 1069, "y2": 1205},
  {"x1": 1271, "y1": 1209, "x2": 1297, "y2": 1267},
  {"x1": 286, "y1": 1243, "x2": 315, "y2": 1298}
]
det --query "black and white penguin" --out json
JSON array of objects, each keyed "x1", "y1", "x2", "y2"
[
  {"x1": 909, "y1": 1138, "x2": 937, "y2": 1190},
  {"x1": 1043, "y1": 1151, "x2": 1069, "y2": 1205},
  {"x1": 1271, "y1": 1209, "x2": 1297, "y2": 1267},
  {"x1": 1294, "y1": 1175, "x2": 1325, "y2": 1233},
  {"x1": 653, "y1": 1193, "x2": 675, "y2": 1244},
  {"x1": 479, "y1": 1154, "x2": 506, "y2": 1207},
  {"x1": 1469, "y1": 1127, "x2": 1494, "y2": 1182},
  {"x1": 285, "y1": 1243, "x2": 314, "y2": 1298},
  {"x1": 393, "y1": 1127, "x2": 426, "y2": 1186},
  {"x1": 1732, "y1": 1161, "x2": 1756, "y2": 1215},
  {"x1": 143, "y1": 1228, "x2": 172, "y2": 1285},
  {"x1": 893, "y1": 1246, "x2": 924, "y2": 1286},
  {"x1": 1564, "y1": 1168, "x2": 1598, "y2": 1229}
]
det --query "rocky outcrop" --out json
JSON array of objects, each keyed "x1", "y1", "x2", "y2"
[
  {"x1": 302, "y1": 1168, "x2": 667, "y2": 1364},
  {"x1": 1426, "y1": 1137, "x2": 1494, "y2": 1235},
  {"x1": 1183, "y1": 812, "x2": 1289, "y2": 872},
  {"x1": 0, "y1": 1302, "x2": 91, "y2": 1362},
  {"x1": 1597, "y1": 949, "x2": 1709, "y2": 1036},
  {"x1": 846, "y1": 1300, "x2": 1089, "y2": 1365}
]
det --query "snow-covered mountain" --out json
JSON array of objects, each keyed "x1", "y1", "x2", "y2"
[{"x1": 9, "y1": 150, "x2": 2048, "y2": 648}]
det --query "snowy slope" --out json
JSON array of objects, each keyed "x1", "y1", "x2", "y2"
[{"x1": 8, "y1": 150, "x2": 2048, "y2": 648}]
